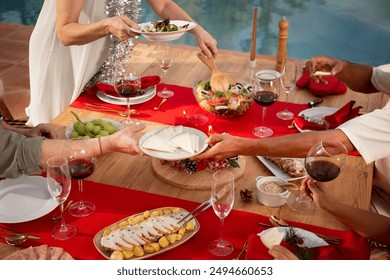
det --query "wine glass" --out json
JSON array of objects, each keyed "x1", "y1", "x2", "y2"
[
  {"x1": 252, "y1": 72, "x2": 279, "y2": 137},
  {"x1": 114, "y1": 61, "x2": 141, "y2": 126},
  {"x1": 62, "y1": 139, "x2": 97, "y2": 217},
  {"x1": 276, "y1": 59, "x2": 298, "y2": 120},
  {"x1": 46, "y1": 157, "x2": 77, "y2": 240},
  {"x1": 157, "y1": 42, "x2": 174, "y2": 98},
  {"x1": 286, "y1": 138, "x2": 348, "y2": 213},
  {"x1": 208, "y1": 170, "x2": 235, "y2": 256}
]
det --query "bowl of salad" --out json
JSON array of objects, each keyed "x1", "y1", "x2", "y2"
[{"x1": 193, "y1": 79, "x2": 254, "y2": 118}]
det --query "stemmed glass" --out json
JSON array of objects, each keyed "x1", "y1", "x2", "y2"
[
  {"x1": 157, "y1": 41, "x2": 174, "y2": 98},
  {"x1": 286, "y1": 138, "x2": 348, "y2": 213},
  {"x1": 46, "y1": 157, "x2": 77, "y2": 240},
  {"x1": 252, "y1": 72, "x2": 279, "y2": 137},
  {"x1": 208, "y1": 170, "x2": 235, "y2": 256},
  {"x1": 114, "y1": 60, "x2": 141, "y2": 126},
  {"x1": 62, "y1": 140, "x2": 97, "y2": 217},
  {"x1": 277, "y1": 59, "x2": 298, "y2": 120}
]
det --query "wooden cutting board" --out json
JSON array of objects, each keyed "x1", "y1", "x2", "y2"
[{"x1": 152, "y1": 157, "x2": 246, "y2": 190}]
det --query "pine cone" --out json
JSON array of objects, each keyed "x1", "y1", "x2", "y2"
[{"x1": 240, "y1": 188, "x2": 253, "y2": 202}]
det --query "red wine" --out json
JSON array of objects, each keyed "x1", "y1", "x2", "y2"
[
  {"x1": 115, "y1": 81, "x2": 140, "y2": 98},
  {"x1": 253, "y1": 91, "x2": 278, "y2": 106},
  {"x1": 69, "y1": 159, "x2": 95, "y2": 180},
  {"x1": 305, "y1": 159, "x2": 340, "y2": 182}
]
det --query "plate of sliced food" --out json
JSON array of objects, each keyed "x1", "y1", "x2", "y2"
[
  {"x1": 130, "y1": 19, "x2": 196, "y2": 41},
  {"x1": 140, "y1": 125, "x2": 208, "y2": 160},
  {"x1": 94, "y1": 206, "x2": 199, "y2": 260},
  {"x1": 257, "y1": 156, "x2": 306, "y2": 181}
]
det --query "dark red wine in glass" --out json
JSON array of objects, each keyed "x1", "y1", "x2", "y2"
[
  {"x1": 253, "y1": 90, "x2": 278, "y2": 106},
  {"x1": 305, "y1": 159, "x2": 341, "y2": 182},
  {"x1": 114, "y1": 81, "x2": 141, "y2": 98},
  {"x1": 68, "y1": 158, "x2": 96, "y2": 180}
]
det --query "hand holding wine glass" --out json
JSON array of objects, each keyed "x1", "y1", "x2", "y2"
[
  {"x1": 46, "y1": 157, "x2": 77, "y2": 240},
  {"x1": 62, "y1": 140, "x2": 97, "y2": 217},
  {"x1": 252, "y1": 72, "x2": 279, "y2": 138},
  {"x1": 208, "y1": 170, "x2": 235, "y2": 256},
  {"x1": 286, "y1": 138, "x2": 348, "y2": 213},
  {"x1": 157, "y1": 42, "x2": 174, "y2": 98},
  {"x1": 114, "y1": 61, "x2": 141, "y2": 126},
  {"x1": 277, "y1": 59, "x2": 298, "y2": 120}
]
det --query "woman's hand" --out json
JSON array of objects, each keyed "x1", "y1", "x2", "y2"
[
  {"x1": 103, "y1": 16, "x2": 140, "y2": 41},
  {"x1": 192, "y1": 26, "x2": 218, "y2": 58},
  {"x1": 268, "y1": 245, "x2": 298, "y2": 260},
  {"x1": 106, "y1": 122, "x2": 146, "y2": 155}
]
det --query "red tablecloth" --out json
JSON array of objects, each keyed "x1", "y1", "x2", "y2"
[
  {"x1": 71, "y1": 84, "x2": 308, "y2": 138},
  {"x1": 0, "y1": 179, "x2": 370, "y2": 260}
]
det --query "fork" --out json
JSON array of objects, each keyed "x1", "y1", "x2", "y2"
[
  {"x1": 177, "y1": 198, "x2": 214, "y2": 225},
  {"x1": 85, "y1": 103, "x2": 138, "y2": 116}
]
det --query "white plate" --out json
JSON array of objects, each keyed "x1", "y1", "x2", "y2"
[
  {"x1": 257, "y1": 156, "x2": 306, "y2": 181},
  {"x1": 295, "y1": 107, "x2": 338, "y2": 132},
  {"x1": 0, "y1": 176, "x2": 58, "y2": 223},
  {"x1": 255, "y1": 70, "x2": 281, "y2": 81},
  {"x1": 65, "y1": 118, "x2": 124, "y2": 139},
  {"x1": 259, "y1": 227, "x2": 329, "y2": 248},
  {"x1": 139, "y1": 126, "x2": 208, "y2": 160},
  {"x1": 130, "y1": 20, "x2": 196, "y2": 41},
  {"x1": 96, "y1": 86, "x2": 156, "y2": 105}
]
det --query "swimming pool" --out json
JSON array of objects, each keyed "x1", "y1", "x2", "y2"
[{"x1": 1, "y1": 0, "x2": 389, "y2": 65}]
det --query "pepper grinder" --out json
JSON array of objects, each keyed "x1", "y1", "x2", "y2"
[{"x1": 275, "y1": 17, "x2": 289, "y2": 73}]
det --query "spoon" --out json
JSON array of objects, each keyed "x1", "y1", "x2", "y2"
[
  {"x1": 0, "y1": 234, "x2": 28, "y2": 246},
  {"x1": 51, "y1": 200, "x2": 74, "y2": 221},
  {"x1": 153, "y1": 98, "x2": 167, "y2": 110},
  {"x1": 196, "y1": 52, "x2": 234, "y2": 92}
]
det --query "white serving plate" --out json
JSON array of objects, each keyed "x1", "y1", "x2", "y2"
[
  {"x1": 257, "y1": 156, "x2": 306, "y2": 181},
  {"x1": 96, "y1": 86, "x2": 156, "y2": 105},
  {"x1": 0, "y1": 176, "x2": 58, "y2": 223},
  {"x1": 130, "y1": 20, "x2": 196, "y2": 41}
]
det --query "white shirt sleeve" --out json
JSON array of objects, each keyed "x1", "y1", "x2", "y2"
[{"x1": 371, "y1": 64, "x2": 390, "y2": 95}]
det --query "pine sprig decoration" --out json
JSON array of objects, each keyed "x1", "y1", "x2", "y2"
[
  {"x1": 160, "y1": 157, "x2": 240, "y2": 174},
  {"x1": 284, "y1": 227, "x2": 316, "y2": 260}
]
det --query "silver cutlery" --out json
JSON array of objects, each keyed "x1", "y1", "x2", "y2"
[
  {"x1": 0, "y1": 234, "x2": 28, "y2": 246},
  {"x1": 153, "y1": 98, "x2": 167, "y2": 110},
  {"x1": 0, "y1": 226, "x2": 41, "y2": 240},
  {"x1": 177, "y1": 198, "x2": 213, "y2": 225},
  {"x1": 51, "y1": 200, "x2": 74, "y2": 221},
  {"x1": 233, "y1": 241, "x2": 248, "y2": 260}
]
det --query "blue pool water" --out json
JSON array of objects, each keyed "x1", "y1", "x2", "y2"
[{"x1": 1, "y1": 0, "x2": 389, "y2": 66}]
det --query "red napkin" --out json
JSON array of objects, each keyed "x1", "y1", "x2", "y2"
[
  {"x1": 294, "y1": 100, "x2": 362, "y2": 131},
  {"x1": 95, "y1": 75, "x2": 161, "y2": 97},
  {"x1": 296, "y1": 67, "x2": 347, "y2": 96}
]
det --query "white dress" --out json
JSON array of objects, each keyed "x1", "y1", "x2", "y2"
[{"x1": 26, "y1": 0, "x2": 109, "y2": 126}]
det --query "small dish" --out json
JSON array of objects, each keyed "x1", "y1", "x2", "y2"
[
  {"x1": 255, "y1": 70, "x2": 281, "y2": 81},
  {"x1": 255, "y1": 176, "x2": 290, "y2": 207},
  {"x1": 96, "y1": 86, "x2": 156, "y2": 106},
  {"x1": 295, "y1": 107, "x2": 338, "y2": 132}
]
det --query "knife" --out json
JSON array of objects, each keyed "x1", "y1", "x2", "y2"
[{"x1": 0, "y1": 226, "x2": 41, "y2": 240}]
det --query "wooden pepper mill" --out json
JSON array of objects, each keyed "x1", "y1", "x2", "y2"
[{"x1": 275, "y1": 17, "x2": 289, "y2": 73}]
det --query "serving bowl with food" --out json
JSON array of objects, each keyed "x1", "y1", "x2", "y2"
[
  {"x1": 255, "y1": 176, "x2": 291, "y2": 207},
  {"x1": 193, "y1": 79, "x2": 254, "y2": 118}
]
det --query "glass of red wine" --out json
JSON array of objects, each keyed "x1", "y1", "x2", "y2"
[
  {"x1": 62, "y1": 140, "x2": 97, "y2": 217},
  {"x1": 286, "y1": 138, "x2": 348, "y2": 213},
  {"x1": 114, "y1": 61, "x2": 141, "y2": 126},
  {"x1": 252, "y1": 72, "x2": 279, "y2": 137}
]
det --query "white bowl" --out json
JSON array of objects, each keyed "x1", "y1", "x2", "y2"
[{"x1": 255, "y1": 176, "x2": 290, "y2": 207}]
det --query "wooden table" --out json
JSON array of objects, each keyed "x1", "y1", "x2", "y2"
[{"x1": 0, "y1": 41, "x2": 380, "y2": 259}]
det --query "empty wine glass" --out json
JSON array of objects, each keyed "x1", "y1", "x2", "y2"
[
  {"x1": 277, "y1": 59, "x2": 298, "y2": 120},
  {"x1": 252, "y1": 72, "x2": 279, "y2": 137},
  {"x1": 208, "y1": 170, "x2": 235, "y2": 256},
  {"x1": 62, "y1": 139, "x2": 97, "y2": 217},
  {"x1": 114, "y1": 60, "x2": 141, "y2": 126},
  {"x1": 286, "y1": 138, "x2": 348, "y2": 213},
  {"x1": 46, "y1": 157, "x2": 77, "y2": 240},
  {"x1": 157, "y1": 42, "x2": 174, "y2": 98}
]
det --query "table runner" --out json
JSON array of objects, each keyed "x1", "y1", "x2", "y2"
[
  {"x1": 0, "y1": 179, "x2": 369, "y2": 260},
  {"x1": 71, "y1": 84, "x2": 308, "y2": 138}
]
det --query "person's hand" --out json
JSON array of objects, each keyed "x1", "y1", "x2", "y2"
[
  {"x1": 300, "y1": 177, "x2": 331, "y2": 209},
  {"x1": 192, "y1": 26, "x2": 218, "y2": 58},
  {"x1": 305, "y1": 56, "x2": 347, "y2": 84},
  {"x1": 24, "y1": 123, "x2": 59, "y2": 139},
  {"x1": 103, "y1": 16, "x2": 140, "y2": 41},
  {"x1": 191, "y1": 133, "x2": 246, "y2": 160},
  {"x1": 268, "y1": 245, "x2": 298, "y2": 260},
  {"x1": 106, "y1": 122, "x2": 146, "y2": 155}
]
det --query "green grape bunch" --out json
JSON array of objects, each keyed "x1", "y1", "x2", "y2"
[{"x1": 69, "y1": 111, "x2": 119, "y2": 139}]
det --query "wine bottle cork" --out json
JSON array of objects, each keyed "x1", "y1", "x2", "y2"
[{"x1": 275, "y1": 17, "x2": 289, "y2": 73}]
